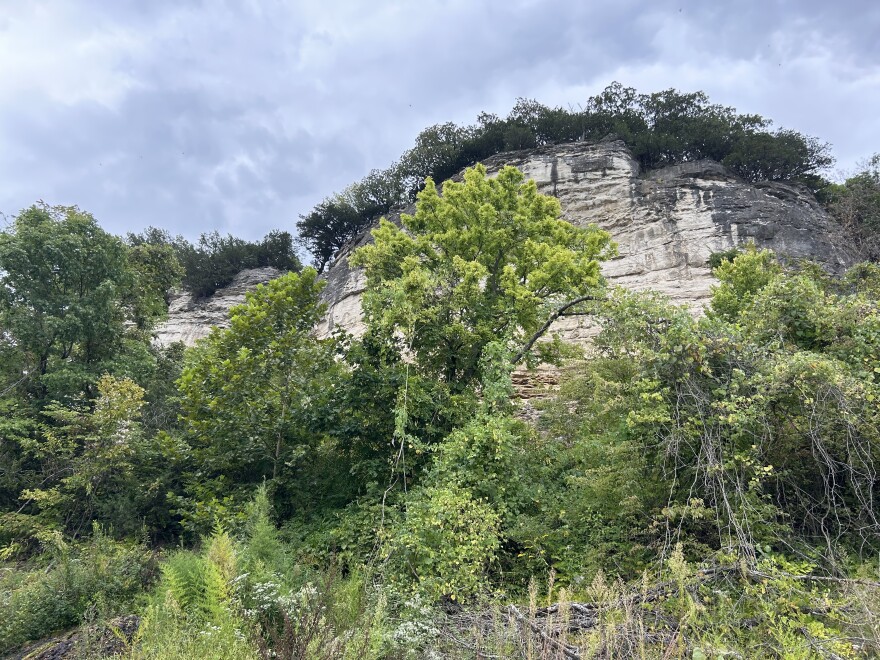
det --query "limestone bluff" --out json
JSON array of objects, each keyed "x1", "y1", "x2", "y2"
[
  {"x1": 155, "y1": 138, "x2": 859, "y2": 348},
  {"x1": 316, "y1": 138, "x2": 857, "y2": 343}
]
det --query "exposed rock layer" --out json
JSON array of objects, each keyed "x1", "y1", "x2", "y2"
[
  {"x1": 155, "y1": 140, "x2": 859, "y2": 351},
  {"x1": 6, "y1": 615, "x2": 140, "y2": 660},
  {"x1": 317, "y1": 140, "x2": 858, "y2": 342},
  {"x1": 154, "y1": 267, "x2": 282, "y2": 346}
]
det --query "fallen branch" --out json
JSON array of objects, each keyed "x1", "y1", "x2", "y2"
[{"x1": 450, "y1": 566, "x2": 879, "y2": 659}]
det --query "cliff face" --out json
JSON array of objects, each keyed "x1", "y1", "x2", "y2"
[
  {"x1": 154, "y1": 267, "x2": 282, "y2": 346},
  {"x1": 156, "y1": 140, "x2": 859, "y2": 351},
  {"x1": 317, "y1": 140, "x2": 858, "y2": 342}
]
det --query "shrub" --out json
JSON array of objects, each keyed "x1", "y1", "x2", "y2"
[
  {"x1": 389, "y1": 486, "x2": 501, "y2": 602},
  {"x1": 0, "y1": 527, "x2": 155, "y2": 654}
]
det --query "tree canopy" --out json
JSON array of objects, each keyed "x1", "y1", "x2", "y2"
[
  {"x1": 0, "y1": 205, "x2": 168, "y2": 402},
  {"x1": 298, "y1": 83, "x2": 833, "y2": 270},
  {"x1": 351, "y1": 163, "x2": 615, "y2": 394},
  {"x1": 175, "y1": 269, "x2": 337, "y2": 527},
  {"x1": 127, "y1": 228, "x2": 302, "y2": 298}
]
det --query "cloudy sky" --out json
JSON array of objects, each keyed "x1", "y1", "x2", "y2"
[{"x1": 1, "y1": 0, "x2": 878, "y2": 245}]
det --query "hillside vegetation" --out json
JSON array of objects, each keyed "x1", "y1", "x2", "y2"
[
  {"x1": 1, "y1": 88, "x2": 880, "y2": 659},
  {"x1": 297, "y1": 82, "x2": 835, "y2": 272}
]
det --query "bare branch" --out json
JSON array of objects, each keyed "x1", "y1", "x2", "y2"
[{"x1": 513, "y1": 294, "x2": 601, "y2": 365}]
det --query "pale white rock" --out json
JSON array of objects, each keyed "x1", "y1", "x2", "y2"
[
  {"x1": 154, "y1": 267, "x2": 283, "y2": 346},
  {"x1": 157, "y1": 138, "x2": 859, "y2": 393},
  {"x1": 318, "y1": 140, "x2": 858, "y2": 346}
]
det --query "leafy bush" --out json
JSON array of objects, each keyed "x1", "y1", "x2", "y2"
[
  {"x1": 389, "y1": 486, "x2": 501, "y2": 602},
  {"x1": 0, "y1": 527, "x2": 155, "y2": 654},
  {"x1": 707, "y1": 246, "x2": 741, "y2": 269}
]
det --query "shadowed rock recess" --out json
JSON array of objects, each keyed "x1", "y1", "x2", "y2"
[{"x1": 156, "y1": 140, "x2": 858, "y2": 360}]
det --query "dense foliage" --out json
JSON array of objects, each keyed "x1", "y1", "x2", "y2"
[
  {"x1": 298, "y1": 83, "x2": 833, "y2": 271},
  {"x1": 0, "y1": 205, "x2": 169, "y2": 404},
  {"x1": 823, "y1": 154, "x2": 880, "y2": 260},
  {"x1": 3, "y1": 150, "x2": 880, "y2": 656},
  {"x1": 351, "y1": 164, "x2": 614, "y2": 393},
  {"x1": 175, "y1": 269, "x2": 339, "y2": 529},
  {"x1": 128, "y1": 227, "x2": 302, "y2": 298},
  {"x1": 0, "y1": 205, "x2": 188, "y2": 549}
]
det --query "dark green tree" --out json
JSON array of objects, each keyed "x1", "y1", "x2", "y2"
[
  {"x1": 297, "y1": 196, "x2": 376, "y2": 273},
  {"x1": 824, "y1": 154, "x2": 880, "y2": 259},
  {"x1": 0, "y1": 204, "x2": 151, "y2": 402}
]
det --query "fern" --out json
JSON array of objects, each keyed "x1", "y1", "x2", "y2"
[
  {"x1": 161, "y1": 551, "x2": 209, "y2": 616},
  {"x1": 206, "y1": 521, "x2": 237, "y2": 585},
  {"x1": 243, "y1": 483, "x2": 284, "y2": 573},
  {"x1": 161, "y1": 524, "x2": 240, "y2": 623}
]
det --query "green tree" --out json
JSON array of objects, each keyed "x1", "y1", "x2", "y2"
[
  {"x1": 125, "y1": 238, "x2": 184, "y2": 328},
  {"x1": 721, "y1": 128, "x2": 833, "y2": 190},
  {"x1": 176, "y1": 269, "x2": 337, "y2": 529},
  {"x1": 350, "y1": 163, "x2": 615, "y2": 397},
  {"x1": 296, "y1": 196, "x2": 365, "y2": 273},
  {"x1": 16, "y1": 375, "x2": 150, "y2": 536},
  {"x1": 350, "y1": 165, "x2": 613, "y2": 596},
  {"x1": 0, "y1": 204, "x2": 150, "y2": 402},
  {"x1": 296, "y1": 169, "x2": 403, "y2": 273},
  {"x1": 255, "y1": 229, "x2": 302, "y2": 273},
  {"x1": 709, "y1": 244, "x2": 782, "y2": 322}
]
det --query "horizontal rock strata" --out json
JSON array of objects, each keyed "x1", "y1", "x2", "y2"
[
  {"x1": 317, "y1": 140, "x2": 858, "y2": 344},
  {"x1": 156, "y1": 139, "x2": 859, "y2": 402}
]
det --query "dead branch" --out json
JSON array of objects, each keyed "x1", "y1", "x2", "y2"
[{"x1": 446, "y1": 566, "x2": 880, "y2": 659}]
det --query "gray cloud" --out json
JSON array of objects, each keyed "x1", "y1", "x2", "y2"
[{"x1": 1, "y1": 0, "x2": 878, "y2": 242}]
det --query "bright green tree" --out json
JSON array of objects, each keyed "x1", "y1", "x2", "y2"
[
  {"x1": 351, "y1": 164, "x2": 614, "y2": 598},
  {"x1": 708, "y1": 244, "x2": 782, "y2": 322},
  {"x1": 547, "y1": 251, "x2": 880, "y2": 569},
  {"x1": 350, "y1": 163, "x2": 615, "y2": 396}
]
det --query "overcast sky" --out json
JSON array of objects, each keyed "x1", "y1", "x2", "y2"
[{"x1": 1, "y1": 1, "x2": 878, "y2": 244}]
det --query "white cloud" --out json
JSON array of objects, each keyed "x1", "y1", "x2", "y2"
[
  {"x1": 0, "y1": 0, "x2": 877, "y2": 241},
  {"x1": 0, "y1": 2, "x2": 149, "y2": 108}
]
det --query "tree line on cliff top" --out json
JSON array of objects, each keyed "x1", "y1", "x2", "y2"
[
  {"x1": 127, "y1": 226, "x2": 302, "y2": 298},
  {"x1": 297, "y1": 82, "x2": 835, "y2": 272}
]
